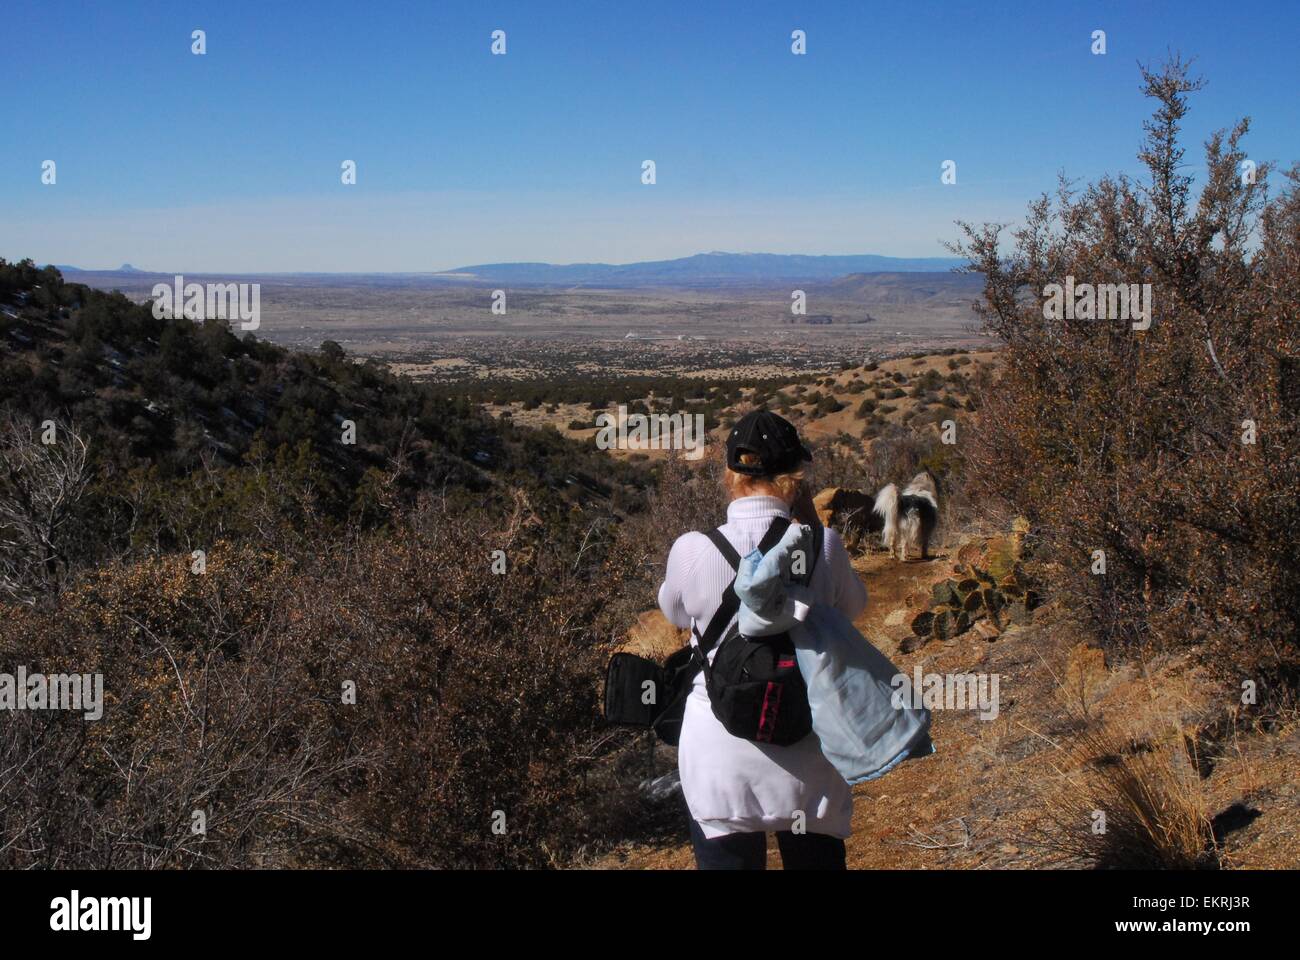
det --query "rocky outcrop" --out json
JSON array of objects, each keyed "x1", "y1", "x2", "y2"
[
  {"x1": 621, "y1": 609, "x2": 687, "y2": 660},
  {"x1": 813, "y1": 486, "x2": 883, "y2": 550}
]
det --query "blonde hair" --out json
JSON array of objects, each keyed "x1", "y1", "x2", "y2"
[{"x1": 723, "y1": 452, "x2": 805, "y2": 504}]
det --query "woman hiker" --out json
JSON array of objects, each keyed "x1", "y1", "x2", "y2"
[{"x1": 657, "y1": 410, "x2": 867, "y2": 870}]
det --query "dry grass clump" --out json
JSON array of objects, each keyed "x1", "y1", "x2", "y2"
[{"x1": 1034, "y1": 718, "x2": 1218, "y2": 869}]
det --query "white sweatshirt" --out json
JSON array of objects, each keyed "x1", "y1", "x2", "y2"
[{"x1": 657, "y1": 495, "x2": 868, "y2": 838}]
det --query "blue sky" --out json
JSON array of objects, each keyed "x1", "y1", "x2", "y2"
[{"x1": 2, "y1": 0, "x2": 1297, "y2": 272}]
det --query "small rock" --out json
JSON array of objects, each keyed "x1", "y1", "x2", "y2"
[
  {"x1": 637, "y1": 769, "x2": 683, "y2": 802},
  {"x1": 884, "y1": 607, "x2": 909, "y2": 627},
  {"x1": 900, "y1": 634, "x2": 928, "y2": 654}
]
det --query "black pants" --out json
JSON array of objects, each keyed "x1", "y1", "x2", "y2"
[{"x1": 688, "y1": 819, "x2": 847, "y2": 870}]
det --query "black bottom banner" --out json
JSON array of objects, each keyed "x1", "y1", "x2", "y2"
[{"x1": 0, "y1": 868, "x2": 1279, "y2": 946}]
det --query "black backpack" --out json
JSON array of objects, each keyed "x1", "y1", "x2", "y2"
[
  {"x1": 695, "y1": 518, "x2": 822, "y2": 746},
  {"x1": 603, "y1": 517, "x2": 821, "y2": 747}
]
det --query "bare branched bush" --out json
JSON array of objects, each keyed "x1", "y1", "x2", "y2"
[
  {"x1": 599, "y1": 446, "x2": 726, "y2": 634},
  {"x1": 0, "y1": 493, "x2": 612, "y2": 868},
  {"x1": 809, "y1": 436, "x2": 869, "y2": 491},
  {"x1": 0, "y1": 416, "x2": 90, "y2": 604},
  {"x1": 951, "y1": 57, "x2": 1300, "y2": 700},
  {"x1": 862, "y1": 425, "x2": 946, "y2": 492}
]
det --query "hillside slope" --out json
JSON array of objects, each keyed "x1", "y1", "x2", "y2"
[{"x1": 0, "y1": 260, "x2": 648, "y2": 544}]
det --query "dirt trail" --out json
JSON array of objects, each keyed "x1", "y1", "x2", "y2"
[
  {"x1": 593, "y1": 545, "x2": 1300, "y2": 870},
  {"x1": 596, "y1": 549, "x2": 1009, "y2": 870}
]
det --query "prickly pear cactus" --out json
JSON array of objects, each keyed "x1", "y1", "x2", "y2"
[{"x1": 901, "y1": 519, "x2": 1038, "y2": 652}]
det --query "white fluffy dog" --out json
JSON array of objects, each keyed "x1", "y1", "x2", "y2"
[{"x1": 873, "y1": 471, "x2": 940, "y2": 561}]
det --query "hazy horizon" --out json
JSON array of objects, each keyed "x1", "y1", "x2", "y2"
[{"x1": 48, "y1": 249, "x2": 966, "y2": 276}]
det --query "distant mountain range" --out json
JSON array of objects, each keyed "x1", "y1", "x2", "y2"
[
  {"x1": 440, "y1": 252, "x2": 966, "y2": 287},
  {"x1": 50, "y1": 252, "x2": 970, "y2": 290},
  {"x1": 821, "y1": 270, "x2": 984, "y2": 302},
  {"x1": 51, "y1": 263, "x2": 141, "y2": 273}
]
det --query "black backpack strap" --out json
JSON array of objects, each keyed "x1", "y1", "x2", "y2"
[
  {"x1": 691, "y1": 517, "x2": 797, "y2": 660},
  {"x1": 799, "y1": 521, "x2": 824, "y2": 586},
  {"x1": 702, "y1": 529, "x2": 741, "y2": 571},
  {"x1": 691, "y1": 529, "x2": 742, "y2": 666},
  {"x1": 756, "y1": 514, "x2": 797, "y2": 557}
]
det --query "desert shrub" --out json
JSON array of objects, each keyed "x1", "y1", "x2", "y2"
[
  {"x1": 0, "y1": 416, "x2": 90, "y2": 603},
  {"x1": 600, "y1": 448, "x2": 727, "y2": 634},
  {"x1": 910, "y1": 406, "x2": 947, "y2": 427},
  {"x1": 862, "y1": 425, "x2": 940, "y2": 491},
  {"x1": 810, "y1": 439, "x2": 867, "y2": 491},
  {"x1": 953, "y1": 59, "x2": 1300, "y2": 701},
  {"x1": 0, "y1": 497, "x2": 612, "y2": 869}
]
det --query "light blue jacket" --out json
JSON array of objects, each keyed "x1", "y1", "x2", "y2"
[{"x1": 733, "y1": 524, "x2": 934, "y2": 784}]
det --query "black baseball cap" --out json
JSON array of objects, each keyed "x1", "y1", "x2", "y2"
[{"x1": 726, "y1": 410, "x2": 813, "y2": 476}]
